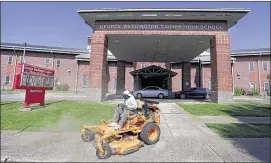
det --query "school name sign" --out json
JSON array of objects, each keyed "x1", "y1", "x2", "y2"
[{"x1": 95, "y1": 21, "x2": 227, "y2": 31}]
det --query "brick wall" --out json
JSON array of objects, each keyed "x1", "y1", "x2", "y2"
[
  {"x1": 77, "y1": 61, "x2": 89, "y2": 92},
  {"x1": 233, "y1": 55, "x2": 270, "y2": 94},
  {"x1": 1, "y1": 49, "x2": 78, "y2": 91},
  {"x1": 107, "y1": 61, "x2": 117, "y2": 93},
  {"x1": 202, "y1": 65, "x2": 211, "y2": 89},
  {"x1": 125, "y1": 62, "x2": 134, "y2": 91},
  {"x1": 171, "y1": 63, "x2": 182, "y2": 92}
]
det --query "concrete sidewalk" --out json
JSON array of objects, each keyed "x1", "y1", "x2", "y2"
[{"x1": 1, "y1": 103, "x2": 270, "y2": 162}]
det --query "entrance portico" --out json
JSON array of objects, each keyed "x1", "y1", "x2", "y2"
[{"x1": 78, "y1": 8, "x2": 250, "y2": 103}]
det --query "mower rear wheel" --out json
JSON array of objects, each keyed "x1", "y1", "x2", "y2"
[
  {"x1": 81, "y1": 130, "x2": 95, "y2": 142},
  {"x1": 96, "y1": 143, "x2": 112, "y2": 159},
  {"x1": 140, "y1": 123, "x2": 160, "y2": 145}
]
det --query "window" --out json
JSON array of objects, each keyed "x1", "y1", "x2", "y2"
[
  {"x1": 141, "y1": 64, "x2": 144, "y2": 68},
  {"x1": 82, "y1": 75, "x2": 88, "y2": 88},
  {"x1": 56, "y1": 60, "x2": 60, "y2": 68},
  {"x1": 249, "y1": 62, "x2": 254, "y2": 72},
  {"x1": 264, "y1": 82, "x2": 270, "y2": 93},
  {"x1": 114, "y1": 79, "x2": 117, "y2": 88},
  {"x1": 250, "y1": 82, "x2": 256, "y2": 90},
  {"x1": 45, "y1": 58, "x2": 50, "y2": 67},
  {"x1": 5, "y1": 76, "x2": 10, "y2": 84},
  {"x1": 8, "y1": 56, "x2": 12, "y2": 64},
  {"x1": 146, "y1": 86, "x2": 159, "y2": 90},
  {"x1": 262, "y1": 61, "x2": 269, "y2": 72}
]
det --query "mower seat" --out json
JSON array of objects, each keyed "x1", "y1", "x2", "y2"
[{"x1": 136, "y1": 100, "x2": 144, "y2": 116}]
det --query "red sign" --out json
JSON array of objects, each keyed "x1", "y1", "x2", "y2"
[{"x1": 13, "y1": 63, "x2": 55, "y2": 108}]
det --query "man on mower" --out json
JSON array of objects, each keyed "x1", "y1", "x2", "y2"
[{"x1": 108, "y1": 90, "x2": 138, "y2": 130}]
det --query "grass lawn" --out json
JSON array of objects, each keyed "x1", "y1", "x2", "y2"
[
  {"x1": 1, "y1": 101, "x2": 117, "y2": 132},
  {"x1": 178, "y1": 103, "x2": 270, "y2": 117},
  {"x1": 207, "y1": 123, "x2": 271, "y2": 138}
]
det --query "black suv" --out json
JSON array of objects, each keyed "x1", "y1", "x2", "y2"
[{"x1": 174, "y1": 87, "x2": 211, "y2": 100}]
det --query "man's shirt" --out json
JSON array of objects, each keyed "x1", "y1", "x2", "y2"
[{"x1": 124, "y1": 95, "x2": 137, "y2": 111}]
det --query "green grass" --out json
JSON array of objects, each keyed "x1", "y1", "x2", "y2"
[
  {"x1": 178, "y1": 103, "x2": 271, "y2": 116},
  {"x1": 1, "y1": 89, "x2": 25, "y2": 93},
  {"x1": 1, "y1": 101, "x2": 116, "y2": 132},
  {"x1": 207, "y1": 123, "x2": 271, "y2": 138}
]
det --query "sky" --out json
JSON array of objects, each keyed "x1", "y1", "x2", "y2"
[{"x1": 1, "y1": 1, "x2": 270, "y2": 50}]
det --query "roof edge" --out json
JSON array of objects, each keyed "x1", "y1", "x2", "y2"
[{"x1": 77, "y1": 8, "x2": 251, "y2": 13}]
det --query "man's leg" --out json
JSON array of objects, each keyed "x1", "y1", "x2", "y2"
[
  {"x1": 118, "y1": 110, "x2": 128, "y2": 128},
  {"x1": 113, "y1": 107, "x2": 124, "y2": 122}
]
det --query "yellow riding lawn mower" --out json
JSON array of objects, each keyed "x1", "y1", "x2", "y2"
[{"x1": 81, "y1": 99, "x2": 161, "y2": 159}]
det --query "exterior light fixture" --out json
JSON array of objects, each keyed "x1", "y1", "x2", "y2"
[
  {"x1": 117, "y1": 13, "x2": 133, "y2": 17},
  {"x1": 114, "y1": 40, "x2": 119, "y2": 43},
  {"x1": 68, "y1": 70, "x2": 71, "y2": 76},
  {"x1": 96, "y1": 14, "x2": 109, "y2": 17},
  {"x1": 165, "y1": 14, "x2": 183, "y2": 17},
  {"x1": 141, "y1": 14, "x2": 157, "y2": 17}
]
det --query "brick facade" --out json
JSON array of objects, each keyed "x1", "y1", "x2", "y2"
[
  {"x1": 233, "y1": 55, "x2": 270, "y2": 94},
  {"x1": 182, "y1": 63, "x2": 191, "y2": 91},
  {"x1": 1, "y1": 48, "x2": 270, "y2": 98}
]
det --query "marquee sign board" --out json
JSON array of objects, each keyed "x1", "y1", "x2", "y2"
[
  {"x1": 95, "y1": 21, "x2": 227, "y2": 31},
  {"x1": 13, "y1": 63, "x2": 55, "y2": 108}
]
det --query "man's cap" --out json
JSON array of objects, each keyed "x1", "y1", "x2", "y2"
[{"x1": 123, "y1": 90, "x2": 132, "y2": 96}]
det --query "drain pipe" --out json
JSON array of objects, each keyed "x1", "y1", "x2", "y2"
[
  {"x1": 231, "y1": 61, "x2": 235, "y2": 95},
  {"x1": 258, "y1": 52, "x2": 262, "y2": 95},
  {"x1": 75, "y1": 59, "x2": 79, "y2": 93},
  {"x1": 12, "y1": 47, "x2": 18, "y2": 89},
  {"x1": 51, "y1": 50, "x2": 57, "y2": 90}
]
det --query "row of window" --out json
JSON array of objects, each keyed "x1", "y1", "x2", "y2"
[
  {"x1": 7, "y1": 56, "x2": 61, "y2": 68},
  {"x1": 4, "y1": 75, "x2": 270, "y2": 93},
  {"x1": 250, "y1": 82, "x2": 270, "y2": 92},
  {"x1": 249, "y1": 61, "x2": 270, "y2": 72}
]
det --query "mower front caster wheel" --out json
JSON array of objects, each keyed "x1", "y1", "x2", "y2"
[
  {"x1": 81, "y1": 130, "x2": 95, "y2": 142},
  {"x1": 96, "y1": 143, "x2": 112, "y2": 159}
]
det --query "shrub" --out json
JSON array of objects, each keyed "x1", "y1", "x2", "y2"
[
  {"x1": 55, "y1": 84, "x2": 70, "y2": 91},
  {"x1": 248, "y1": 88, "x2": 260, "y2": 96},
  {"x1": 234, "y1": 88, "x2": 245, "y2": 96}
]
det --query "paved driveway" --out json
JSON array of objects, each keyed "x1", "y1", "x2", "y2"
[{"x1": 1, "y1": 103, "x2": 269, "y2": 162}]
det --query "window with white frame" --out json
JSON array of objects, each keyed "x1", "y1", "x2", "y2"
[
  {"x1": 262, "y1": 61, "x2": 269, "y2": 72},
  {"x1": 56, "y1": 60, "x2": 60, "y2": 68},
  {"x1": 5, "y1": 76, "x2": 10, "y2": 84},
  {"x1": 114, "y1": 79, "x2": 117, "y2": 88},
  {"x1": 45, "y1": 58, "x2": 50, "y2": 67},
  {"x1": 250, "y1": 82, "x2": 256, "y2": 90},
  {"x1": 8, "y1": 56, "x2": 12, "y2": 65},
  {"x1": 249, "y1": 62, "x2": 254, "y2": 72},
  {"x1": 264, "y1": 82, "x2": 270, "y2": 93},
  {"x1": 82, "y1": 75, "x2": 88, "y2": 88}
]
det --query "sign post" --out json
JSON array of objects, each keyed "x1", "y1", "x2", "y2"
[{"x1": 13, "y1": 63, "x2": 55, "y2": 111}]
